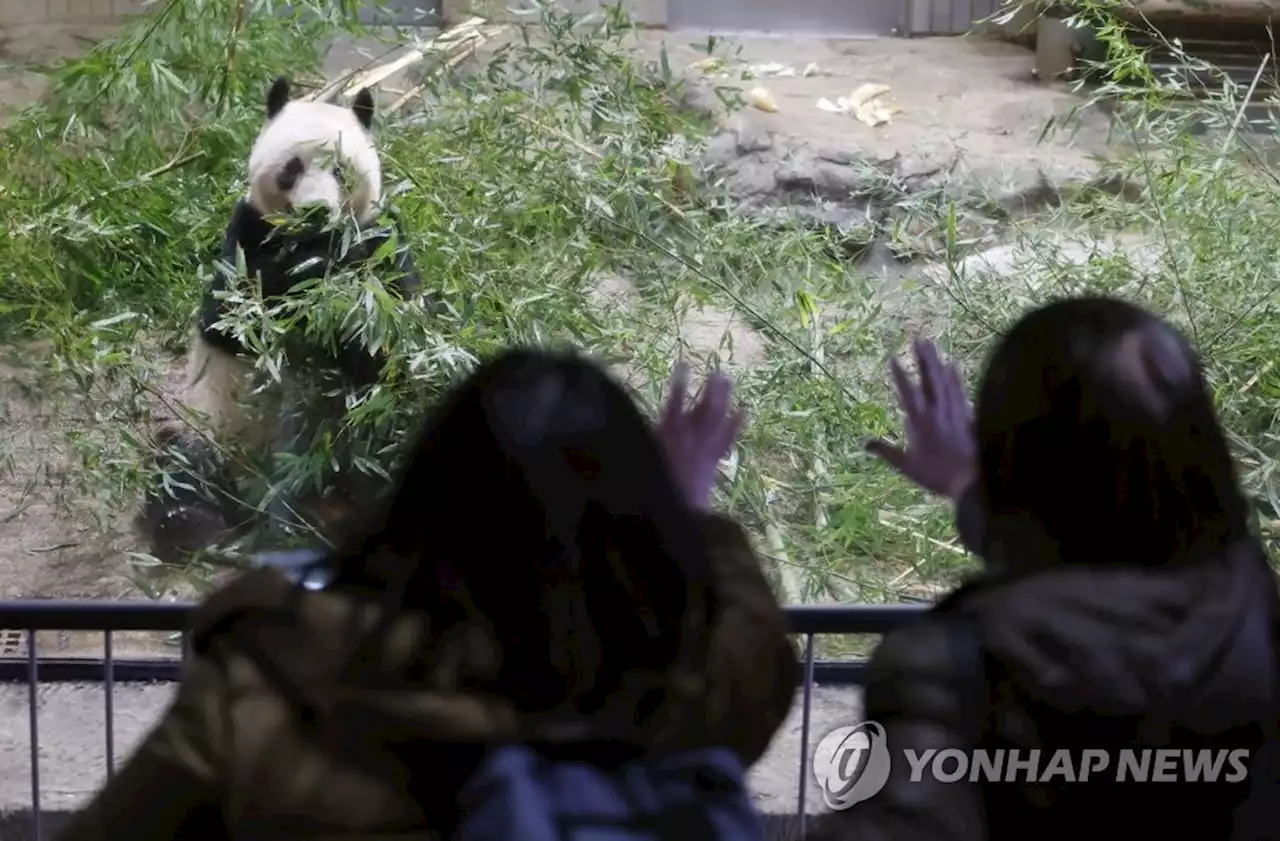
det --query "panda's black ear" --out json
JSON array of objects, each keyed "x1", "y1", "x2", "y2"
[
  {"x1": 267, "y1": 77, "x2": 291, "y2": 119},
  {"x1": 352, "y1": 87, "x2": 374, "y2": 130}
]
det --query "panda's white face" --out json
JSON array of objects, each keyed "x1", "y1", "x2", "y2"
[{"x1": 248, "y1": 96, "x2": 382, "y2": 226}]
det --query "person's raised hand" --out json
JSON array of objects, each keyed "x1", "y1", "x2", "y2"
[
  {"x1": 655, "y1": 363, "x2": 744, "y2": 511},
  {"x1": 866, "y1": 336, "x2": 977, "y2": 502}
]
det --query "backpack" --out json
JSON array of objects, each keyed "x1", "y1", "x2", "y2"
[{"x1": 453, "y1": 741, "x2": 768, "y2": 841}]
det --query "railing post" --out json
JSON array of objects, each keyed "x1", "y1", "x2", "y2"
[{"x1": 27, "y1": 632, "x2": 41, "y2": 841}]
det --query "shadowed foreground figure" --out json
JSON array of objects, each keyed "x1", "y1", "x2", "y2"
[
  {"x1": 808, "y1": 296, "x2": 1280, "y2": 841},
  {"x1": 55, "y1": 349, "x2": 799, "y2": 841}
]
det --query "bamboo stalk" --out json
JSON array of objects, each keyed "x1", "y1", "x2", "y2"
[
  {"x1": 303, "y1": 17, "x2": 489, "y2": 104},
  {"x1": 512, "y1": 112, "x2": 688, "y2": 219},
  {"x1": 805, "y1": 315, "x2": 860, "y2": 602},
  {"x1": 386, "y1": 32, "x2": 493, "y2": 114},
  {"x1": 1242, "y1": 359, "x2": 1275, "y2": 394},
  {"x1": 766, "y1": 521, "x2": 808, "y2": 605},
  {"x1": 340, "y1": 19, "x2": 487, "y2": 96},
  {"x1": 878, "y1": 513, "x2": 968, "y2": 557}
]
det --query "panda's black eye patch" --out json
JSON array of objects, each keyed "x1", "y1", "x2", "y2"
[
  {"x1": 331, "y1": 163, "x2": 344, "y2": 179},
  {"x1": 276, "y1": 155, "x2": 305, "y2": 191}
]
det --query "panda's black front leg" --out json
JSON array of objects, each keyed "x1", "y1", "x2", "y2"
[
  {"x1": 137, "y1": 425, "x2": 253, "y2": 562},
  {"x1": 262, "y1": 370, "x2": 368, "y2": 545},
  {"x1": 263, "y1": 375, "x2": 316, "y2": 542},
  {"x1": 337, "y1": 338, "x2": 385, "y2": 389}
]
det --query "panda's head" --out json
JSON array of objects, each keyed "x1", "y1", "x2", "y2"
[{"x1": 248, "y1": 77, "x2": 381, "y2": 226}]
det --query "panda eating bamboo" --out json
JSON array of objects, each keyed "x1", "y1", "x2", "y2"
[{"x1": 141, "y1": 76, "x2": 424, "y2": 562}]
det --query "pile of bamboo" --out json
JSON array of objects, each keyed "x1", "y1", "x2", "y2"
[{"x1": 304, "y1": 16, "x2": 503, "y2": 113}]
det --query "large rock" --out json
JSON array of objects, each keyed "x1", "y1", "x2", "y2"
[
  {"x1": 698, "y1": 111, "x2": 1136, "y2": 232},
  {"x1": 917, "y1": 232, "x2": 1165, "y2": 296},
  {"x1": 651, "y1": 30, "x2": 1143, "y2": 268},
  {"x1": 701, "y1": 119, "x2": 898, "y2": 236}
]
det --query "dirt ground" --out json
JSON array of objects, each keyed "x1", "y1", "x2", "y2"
[
  {"x1": 642, "y1": 31, "x2": 1112, "y2": 188},
  {"x1": 0, "y1": 26, "x2": 140, "y2": 607},
  {"x1": 0, "y1": 24, "x2": 118, "y2": 120},
  {"x1": 0, "y1": 22, "x2": 1108, "y2": 635}
]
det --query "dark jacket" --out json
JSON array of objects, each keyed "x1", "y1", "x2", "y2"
[
  {"x1": 54, "y1": 513, "x2": 799, "y2": 841},
  {"x1": 807, "y1": 490, "x2": 1279, "y2": 841}
]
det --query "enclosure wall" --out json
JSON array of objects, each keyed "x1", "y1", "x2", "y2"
[
  {"x1": 906, "y1": 0, "x2": 1000, "y2": 34},
  {"x1": 0, "y1": 0, "x2": 145, "y2": 24},
  {"x1": 442, "y1": 0, "x2": 666, "y2": 25},
  {"x1": 1, "y1": 0, "x2": 1009, "y2": 33}
]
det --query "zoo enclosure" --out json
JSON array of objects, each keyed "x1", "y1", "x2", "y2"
[
  {"x1": 0, "y1": 599, "x2": 927, "y2": 841},
  {"x1": 0, "y1": 0, "x2": 1011, "y2": 36}
]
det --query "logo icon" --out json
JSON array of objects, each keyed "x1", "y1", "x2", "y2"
[{"x1": 813, "y1": 722, "x2": 891, "y2": 810}]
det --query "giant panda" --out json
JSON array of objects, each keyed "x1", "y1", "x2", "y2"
[{"x1": 141, "y1": 76, "x2": 423, "y2": 561}]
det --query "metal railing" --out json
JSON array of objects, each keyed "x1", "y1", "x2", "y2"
[{"x1": 0, "y1": 600, "x2": 929, "y2": 840}]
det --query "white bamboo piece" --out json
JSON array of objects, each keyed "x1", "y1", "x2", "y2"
[
  {"x1": 339, "y1": 17, "x2": 487, "y2": 97},
  {"x1": 386, "y1": 33, "x2": 491, "y2": 114},
  {"x1": 302, "y1": 16, "x2": 488, "y2": 104}
]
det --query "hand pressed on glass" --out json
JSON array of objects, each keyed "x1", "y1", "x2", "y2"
[
  {"x1": 655, "y1": 363, "x2": 744, "y2": 511},
  {"x1": 866, "y1": 336, "x2": 977, "y2": 502}
]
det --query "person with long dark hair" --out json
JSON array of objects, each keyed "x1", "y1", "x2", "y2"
[
  {"x1": 807, "y1": 296, "x2": 1280, "y2": 841},
  {"x1": 54, "y1": 349, "x2": 799, "y2": 841}
]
